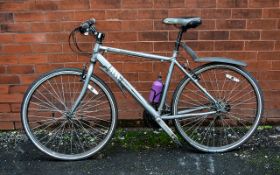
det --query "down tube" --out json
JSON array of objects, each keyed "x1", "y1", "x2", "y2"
[{"x1": 96, "y1": 54, "x2": 160, "y2": 119}]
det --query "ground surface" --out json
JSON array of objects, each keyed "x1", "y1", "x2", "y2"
[{"x1": 0, "y1": 127, "x2": 280, "y2": 175}]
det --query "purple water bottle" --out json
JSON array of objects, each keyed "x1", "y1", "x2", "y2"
[{"x1": 148, "y1": 75, "x2": 163, "y2": 103}]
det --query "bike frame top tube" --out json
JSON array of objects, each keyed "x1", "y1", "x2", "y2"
[
  {"x1": 99, "y1": 46, "x2": 172, "y2": 62},
  {"x1": 97, "y1": 44, "x2": 218, "y2": 115}
]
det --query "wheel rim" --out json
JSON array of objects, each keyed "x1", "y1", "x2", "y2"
[
  {"x1": 22, "y1": 71, "x2": 116, "y2": 160},
  {"x1": 174, "y1": 64, "x2": 262, "y2": 152}
]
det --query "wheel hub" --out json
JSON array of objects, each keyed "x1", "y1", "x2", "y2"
[
  {"x1": 215, "y1": 100, "x2": 231, "y2": 113},
  {"x1": 64, "y1": 111, "x2": 75, "y2": 119}
]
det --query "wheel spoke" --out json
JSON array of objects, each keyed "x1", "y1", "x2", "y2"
[
  {"x1": 174, "y1": 64, "x2": 262, "y2": 152},
  {"x1": 22, "y1": 71, "x2": 116, "y2": 160}
]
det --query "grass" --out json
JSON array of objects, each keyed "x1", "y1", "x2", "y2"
[{"x1": 109, "y1": 128, "x2": 176, "y2": 151}]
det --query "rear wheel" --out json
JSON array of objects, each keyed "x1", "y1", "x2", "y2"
[
  {"x1": 21, "y1": 68, "x2": 117, "y2": 160},
  {"x1": 172, "y1": 63, "x2": 263, "y2": 152}
]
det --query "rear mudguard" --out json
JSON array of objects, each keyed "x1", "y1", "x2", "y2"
[{"x1": 181, "y1": 42, "x2": 247, "y2": 67}]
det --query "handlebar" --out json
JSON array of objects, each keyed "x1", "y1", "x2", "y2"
[
  {"x1": 78, "y1": 18, "x2": 105, "y2": 43},
  {"x1": 79, "y1": 18, "x2": 96, "y2": 35}
]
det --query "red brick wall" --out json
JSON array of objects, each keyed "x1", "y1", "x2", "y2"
[{"x1": 0, "y1": 0, "x2": 280, "y2": 130}]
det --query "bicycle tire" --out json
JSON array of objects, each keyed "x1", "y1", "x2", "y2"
[
  {"x1": 21, "y1": 68, "x2": 117, "y2": 160},
  {"x1": 172, "y1": 63, "x2": 263, "y2": 152}
]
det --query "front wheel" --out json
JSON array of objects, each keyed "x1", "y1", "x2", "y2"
[
  {"x1": 21, "y1": 68, "x2": 117, "y2": 160},
  {"x1": 172, "y1": 63, "x2": 263, "y2": 152}
]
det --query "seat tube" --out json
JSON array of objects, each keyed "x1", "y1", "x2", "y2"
[{"x1": 158, "y1": 51, "x2": 177, "y2": 113}]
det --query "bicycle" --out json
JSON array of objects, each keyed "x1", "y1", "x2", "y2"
[{"x1": 21, "y1": 17, "x2": 264, "y2": 160}]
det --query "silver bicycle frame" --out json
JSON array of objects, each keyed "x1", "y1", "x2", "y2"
[{"x1": 71, "y1": 43, "x2": 218, "y2": 145}]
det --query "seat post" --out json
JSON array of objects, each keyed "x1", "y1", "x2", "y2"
[{"x1": 174, "y1": 26, "x2": 187, "y2": 52}]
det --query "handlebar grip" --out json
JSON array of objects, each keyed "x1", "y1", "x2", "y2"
[{"x1": 79, "y1": 18, "x2": 96, "y2": 35}]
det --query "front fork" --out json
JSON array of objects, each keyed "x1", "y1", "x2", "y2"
[{"x1": 70, "y1": 62, "x2": 95, "y2": 114}]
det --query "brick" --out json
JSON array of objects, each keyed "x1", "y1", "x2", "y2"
[
  {"x1": 7, "y1": 65, "x2": 34, "y2": 74},
  {"x1": 15, "y1": 33, "x2": 47, "y2": 43},
  {"x1": 263, "y1": 9, "x2": 280, "y2": 18},
  {"x1": 9, "y1": 85, "x2": 28, "y2": 94},
  {"x1": 275, "y1": 41, "x2": 280, "y2": 50},
  {"x1": 90, "y1": 0, "x2": 121, "y2": 9},
  {"x1": 46, "y1": 12, "x2": 75, "y2": 22},
  {"x1": 29, "y1": 0, "x2": 58, "y2": 10},
  {"x1": 258, "y1": 52, "x2": 280, "y2": 60},
  {"x1": 0, "y1": 55, "x2": 18, "y2": 64},
  {"x1": 217, "y1": 0, "x2": 248, "y2": 8},
  {"x1": 198, "y1": 20, "x2": 215, "y2": 30},
  {"x1": 15, "y1": 12, "x2": 45, "y2": 22},
  {"x1": 48, "y1": 54, "x2": 77, "y2": 63},
  {"x1": 201, "y1": 9, "x2": 231, "y2": 19},
  {"x1": 121, "y1": 20, "x2": 153, "y2": 31},
  {"x1": 169, "y1": 31, "x2": 198, "y2": 40},
  {"x1": 215, "y1": 41, "x2": 244, "y2": 51},
  {"x1": 245, "y1": 41, "x2": 274, "y2": 51},
  {"x1": 168, "y1": 8, "x2": 201, "y2": 17},
  {"x1": 0, "y1": 122, "x2": 14, "y2": 130},
  {"x1": 0, "y1": 113, "x2": 20, "y2": 122},
  {"x1": 247, "y1": 19, "x2": 278, "y2": 30},
  {"x1": 246, "y1": 60, "x2": 272, "y2": 72},
  {"x1": 0, "y1": 34, "x2": 14, "y2": 43},
  {"x1": 57, "y1": 0, "x2": 90, "y2": 10},
  {"x1": 261, "y1": 31, "x2": 280, "y2": 40},
  {"x1": 230, "y1": 31, "x2": 260, "y2": 40},
  {"x1": 18, "y1": 55, "x2": 48, "y2": 64},
  {"x1": 35, "y1": 64, "x2": 64, "y2": 73},
  {"x1": 0, "y1": 104, "x2": 10, "y2": 112},
  {"x1": 0, "y1": 85, "x2": 9, "y2": 94},
  {"x1": 1, "y1": 23, "x2": 31, "y2": 33},
  {"x1": 0, "y1": 1, "x2": 29, "y2": 11},
  {"x1": 232, "y1": 9, "x2": 262, "y2": 18},
  {"x1": 139, "y1": 32, "x2": 168, "y2": 41},
  {"x1": 105, "y1": 10, "x2": 137, "y2": 20},
  {"x1": 122, "y1": 0, "x2": 153, "y2": 9},
  {"x1": 138, "y1": 10, "x2": 168, "y2": 19},
  {"x1": 31, "y1": 43, "x2": 62, "y2": 53},
  {"x1": 0, "y1": 66, "x2": 5, "y2": 74},
  {"x1": 2, "y1": 45, "x2": 32, "y2": 54},
  {"x1": 31, "y1": 23, "x2": 62, "y2": 32},
  {"x1": 216, "y1": 20, "x2": 246, "y2": 29},
  {"x1": 199, "y1": 31, "x2": 229, "y2": 40},
  {"x1": 154, "y1": 20, "x2": 175, "y2": 30},
  {"x1": 260, "y1": 71, "x2": 280, "y2": 80},
  {"x1": 139, "y1": 72, "x2": 159, "y2": 81},
  {"x1": 0, "y1": 76, "x2": 20, "y2": 85},
  {"x1": 154, "y1": 42, "x2": 173, "y2": 52},
  {"x1": 46, "y1": 33, "x2": 68, "y2": 43},
  {"x1": 0, "y1": 13, "x2": 13, "y2": 23},
  {"x1": 271, "y1": 61, "x2": 280, "y2": 70},
  {"x1": 98, "y1": 21, "x2": 122, "y2": 31},
  {"x1": 249, "y1": 0, "x2": 279, "y2": 7},
  {"x1": 74, "y1": 10, "x2": 105, "y2": 21},
  {"x1": 20, "y1": 75, "x2": 38, "y2": 85},
  {"x1": 0, "y1": 94, "x2": 23, "y2": 103},
  {"x1": 186, "y1": 41, "x2": 215, "y2": 51},
  {"x1": 118, "y1": 42, "x2": 153, "y2": 52},
  {"x1": 106, "y1": 32, "x2": 138, "y2": 42},
  {"x1": 154, "y1": 0, "x2": 185, "y2": 8},
  {"x1": 186, "y1": 0, "x2": 216, "y2": 8},
  {"x1": 123, "y1": 62, "x2": 152, "y2": 72},
  {"x1": 10, "y1": 104, "x2": 20, "y2": 112}
]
